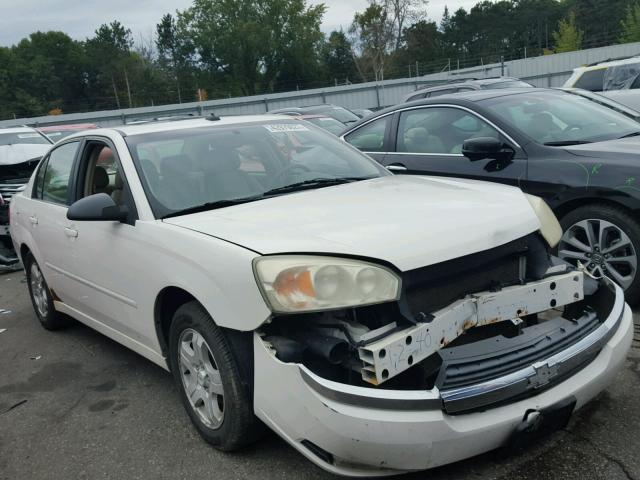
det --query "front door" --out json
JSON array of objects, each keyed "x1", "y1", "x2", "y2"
[
  {"x1": 381, "y1": 106, "x2": 527, "y2": 188},
  {"x1": 62, "y1": 139, "x2": 147, "y2": 344}
]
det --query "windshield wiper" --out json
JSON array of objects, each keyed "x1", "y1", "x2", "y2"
[
  {"x1": 161, "y1": 195, "x2": 264, "y2": 219},
  {"x1": 543, "y1": 140, "x2": 593, "y2": 146},
  {"x1": 262, "y1": 177, "x2": 370, "y2": 196},
  {"x1": 617, "y1": 131, "x2": 640, "y2": 139}
]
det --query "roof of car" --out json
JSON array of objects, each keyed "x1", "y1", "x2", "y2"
[
  {"x1": 73, "y1": 115, "x2": 292, "y2": 138},
  {"x1": 345, "y1": 88, "x2": 555, "y2": 132},
  {"x1": 410, "y1": 76, "x2": 525, "y2": 93}
]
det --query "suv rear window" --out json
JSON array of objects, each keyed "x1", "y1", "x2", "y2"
[{"x1": 573, "y1": 69, "x2": 605, "y2": 91}]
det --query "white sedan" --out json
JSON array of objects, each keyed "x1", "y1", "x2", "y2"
[{"x1": 9, "y1": 115, "x2": 633, "y2": 476}]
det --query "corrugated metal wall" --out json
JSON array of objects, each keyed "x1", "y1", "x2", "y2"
[{"x1": 3, "y1": 41, "x2": 640, "y2": 128}]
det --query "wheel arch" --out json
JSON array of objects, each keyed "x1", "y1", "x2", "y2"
[
  {"x1": 154, "y1": 286, "x2": 201, "y2": 359},
  {"x1": 154, "y1": 286, "x2": 255, "y2": 386},
  {"x1": 553, "y1": 195, "x2": 640, "y2": 222}
]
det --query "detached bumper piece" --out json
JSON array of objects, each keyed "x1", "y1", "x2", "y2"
[
  {"x1": 439, "y1": 278, "x2": 624, "y2": 414},
  {"x1": 358, "y1": 270, "x2": 584, "y2": 385}
]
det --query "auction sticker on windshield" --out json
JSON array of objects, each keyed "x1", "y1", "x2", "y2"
[{"x1": 264, "y1": 124, "x2": 310, "y2": 133}]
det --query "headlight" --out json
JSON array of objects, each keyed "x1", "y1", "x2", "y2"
[
  {"x1": 253, "y1": 255, "x2": 401, "y2": 313},
  {"x1": 525, "y1": 194, "x2": 562, "y2": 247}
]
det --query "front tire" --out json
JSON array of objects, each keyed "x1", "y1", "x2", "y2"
[
  {"x1": 24, "y1": 253, "x2": 70, "y2": 330},
  {"x1": 168, "y1": 301, "x2": 261, "y2": 451},
  {"x1": 557, "y1": 204, "x2": 640, "y2": 304}
]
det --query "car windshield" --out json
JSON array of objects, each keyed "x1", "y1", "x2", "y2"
[
  {"x1": 0, "y1": 132, "x2": 50, "y2": 146},
  {"x1": 482, "y1": 80, "x2": 533, "y2": 89},
  {"x1": 125, "y1": 121, "x2": 387, "y2": 218},
  {"x1": 305, "y1": 117, "x2": 346, "y2": 135},
  {"x1": 481, "y1": 91, "x2": 640, "y2": 145}
]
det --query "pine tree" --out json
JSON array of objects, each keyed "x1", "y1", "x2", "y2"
[
  {"x1": 552, "y1": 11, "x2": 583, "y2": 53},
  {"x1": 621, "y1": 3, "x2": 640, "y2": 43}
]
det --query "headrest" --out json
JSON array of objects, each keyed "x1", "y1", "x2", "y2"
[
  {"x1": 405, "y1": 127, "x2": 430, "y2": 141},
  {"x1": 93, "y1": 166, "x2": 109, "y2": 189}
]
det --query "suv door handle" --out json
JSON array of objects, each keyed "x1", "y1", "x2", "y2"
[
  {"x1": 387, "y1": 164, "x2": 408, "y2": 172},
  {"x1": 64, "y1": 227, "x2": 78, "y2": 238},
  {"x1": 29, "y1": 215, "x2": 38, "y2": 225}
]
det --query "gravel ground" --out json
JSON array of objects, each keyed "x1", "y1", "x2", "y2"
[{"x1": 1, "y1": 269, "x2": 639, "y2": 480}]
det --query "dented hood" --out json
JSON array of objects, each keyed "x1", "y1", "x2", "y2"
[
  {"x1": 0, "y1": 144, "x2": 50, "y2": 166},
  {"x1": 163, "y1": 175, "x2": 541, "y2": 271}
]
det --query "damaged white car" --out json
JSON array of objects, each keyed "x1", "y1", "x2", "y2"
[{"x1": 9, "y1": 116, "x2": 633, "y2": 476}]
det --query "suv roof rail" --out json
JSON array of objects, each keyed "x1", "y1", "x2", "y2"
[{"x1": 585, "y1": 54, "x2": 640, "y2": 67}]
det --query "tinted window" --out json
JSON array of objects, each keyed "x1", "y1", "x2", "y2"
[
  {"x1": 428, "y1": 88, "x2": 457, "y2": 98},
  {"x1": 397, "y1": 107, "x2": 499, "y2": 154},
  {"x1": 573, "y1": 69, "x2": 605, "y2": 91},
  {"x1": 41, "y1": 142, "x2": 79, "y2": 205},
  {"x1": 344, "y1": 115, "x2": 391, "y2": 152},
  {"x1": 483, "y1": 91, "x2": 640, "y2": 144}
]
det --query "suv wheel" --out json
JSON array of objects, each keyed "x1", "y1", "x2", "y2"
[
  {"x1": 558, "y1": 204, "x2": 640, "y2": 304},
  {"x1": 168, "y1": 301, "x2": 261, "y2": 451}
]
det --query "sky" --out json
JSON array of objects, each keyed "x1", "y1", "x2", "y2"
[{"x1": 0, "y1": 0, "x2": 478, "y2": 47}]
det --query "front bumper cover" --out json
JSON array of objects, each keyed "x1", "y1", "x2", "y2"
[{"x1": 253, "y1": 280, "x2": 632, "y2": 476}]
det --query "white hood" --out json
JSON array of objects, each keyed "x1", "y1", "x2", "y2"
[
  {"x1": 0, "y1": 144, "x2": 50, "y2": 166},
  {"x1": 164, "y1": 176, "x2": 541, "y2": 271}
]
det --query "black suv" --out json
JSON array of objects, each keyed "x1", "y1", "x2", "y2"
[{"x1": 403, "y1": 77, "x2": 534, "y2": 103}]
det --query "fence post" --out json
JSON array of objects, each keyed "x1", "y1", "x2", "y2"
[
  {"x1": 375, "y1": 84, "x2": 381, "y2": 108},
  {"x1": 263, "y1": 97, "x2": 269, "y2": 112}
]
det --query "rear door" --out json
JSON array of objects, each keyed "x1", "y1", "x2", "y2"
[
  {"x1": 381, "y1": 105, "x2": 527, "y2": 187},
  {"x1": 26, "y1": 140, "x2": 82, "y2": 301}
]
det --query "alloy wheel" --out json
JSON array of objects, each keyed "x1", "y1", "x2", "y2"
[
  {"x1": 178, "y1": 328, "x2": 225, "y2": 429},
  {"x1": 30, "y1": 262, "x2": 49, "y2": 318},
  {"x1": 558, "y1": 218, "x2": 637, "y2": 289}
]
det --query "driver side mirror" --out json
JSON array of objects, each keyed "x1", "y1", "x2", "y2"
[
  {"x1": 462, "y1": 137, "x2": 515, "y2": 162},
  {"x1": 67, "y1": 193, "x2": 128, "y2": 222}
]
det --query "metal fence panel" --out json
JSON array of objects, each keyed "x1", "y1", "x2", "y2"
[{"x1": 3, "y1": 41, "x2": 640, "y2": 129}]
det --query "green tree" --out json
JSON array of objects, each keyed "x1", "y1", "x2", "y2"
[
  {"x1": 552, "y1": 11, "x2": 583, "y2": 53},
  {"x1": 176, "y1": 0, "x2": 325, "y2": 96},
  {"x1": 350, "y1": 2, "x2": 395, "y2": 81},
  {"x1": 85, "y1": 21, "x2": 135, "y2": 109},
  {"x1": 322, "y1": 30, "x2": 358, "y2": 83},
  {"x1": 621, "y1": 3, "x2": 640, "y2": 43}
]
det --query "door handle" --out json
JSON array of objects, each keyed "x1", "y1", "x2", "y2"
[
  {"x1": 29, "y1": 216, "x2": 38, "y2": 225},
  {"x1": 387, "y1": 164, "x2": 408, "y2": 172},
  {"x1": 64, "y1": 227, "x2": 78, "y2": 238}
]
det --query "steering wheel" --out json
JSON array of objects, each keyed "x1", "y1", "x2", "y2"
[
  {"x1": 563, "y1": 124, "x2": 584, "y2": 132},
  {"x1": 272, "y1": 162, "x2": 313, "y2": 183}
]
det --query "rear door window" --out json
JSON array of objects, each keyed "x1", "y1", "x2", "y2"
[
  {"x1": 343, "y1": 115, "x2": 391, "y2": 152},
  {"x1": 39, "y1": 141, "x2": 80, "y2": 205},
  {"x1": 573, "y1": 69, "x2": 606, "y2": 91}
]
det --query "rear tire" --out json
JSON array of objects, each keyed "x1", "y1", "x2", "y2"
[
  {"x1": 168, "y1": 301, "x2": 262, "y2": 451},
  {"x1": 24, "y1": 253, "x2": 70, "y2": 330},
  {"x1": 557, "y1": 204, "x2": 640, "y2": 305}
]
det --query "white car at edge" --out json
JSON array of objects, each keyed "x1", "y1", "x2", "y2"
[{"x1": 9, "y1": 115, "x2": 633, "y2": 476}]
